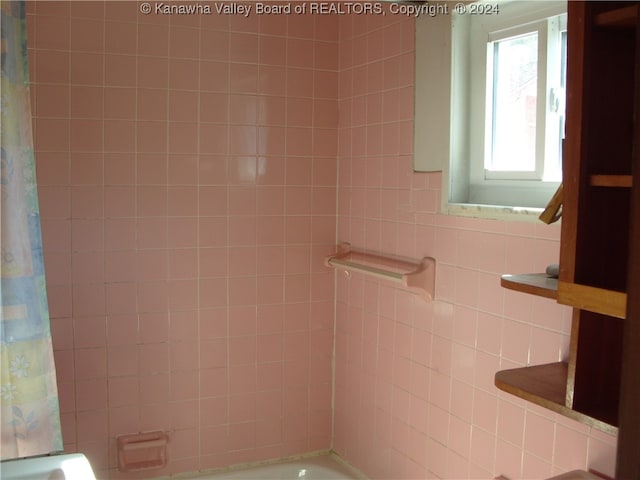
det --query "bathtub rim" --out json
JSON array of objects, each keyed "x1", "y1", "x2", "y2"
[{"x1": 151, "y1": 450, "x2": 368, "y2": 480}]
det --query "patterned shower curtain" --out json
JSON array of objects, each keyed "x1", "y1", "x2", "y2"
[{"x1": 0, "y1": 1, "x2": 63, "y2": 459}]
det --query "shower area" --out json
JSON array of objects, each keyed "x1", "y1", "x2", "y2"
[{"x1": 2, "y1": 1, "x2": 617, "y2": 479}]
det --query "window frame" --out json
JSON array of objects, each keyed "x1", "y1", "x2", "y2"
[
  {"x1": 412, "y1": 0, "x2": 567, "y2": 217},
  {"x1": 482, "y1": 22, "x2": 547, "y2": 181},
  {"x1": 474, "y1": 8, "x2": 567, "y2": 184},
  {"x1": 465, "y1": 0, "x2": 567, "y2": 208}
]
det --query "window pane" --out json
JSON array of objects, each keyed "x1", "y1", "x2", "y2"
[{"x1": 489, "y1": 32, "x2": 538, "y2": 172}]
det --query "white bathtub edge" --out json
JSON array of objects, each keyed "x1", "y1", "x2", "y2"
[
  {"x1": 154, "y1": 449, "x2": 338, "y2": 480},
  {"x1": 327, "y1": 451, "x2": 369, "y2": 480}
]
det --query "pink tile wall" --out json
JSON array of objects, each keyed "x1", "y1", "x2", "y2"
[
  {"x1": 334, "y1": 12, "x2": 617, "y2": 480},
  {"x1": 27, "y1": 2, "x2": 619, "y2": 479},
  {"x1": 28, "y1": 2, "x2": 336, "y2": 478}
]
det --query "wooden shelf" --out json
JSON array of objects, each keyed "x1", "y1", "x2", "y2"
[
  {"x1": 594, "y1": 4, "x2": 639, "y2": 27},
  {"x1": 557, "y1": 281, "x2": 627, "y2": 319},
  {"x1": 590, "y1": 174, "x2": 633, "y2": 188},
  {"x1": 495, "y1": 363, "x2": 618, "y2": 435},
  {"x1": 500, "y1": 273, "x2": 558, "y2": 300}
]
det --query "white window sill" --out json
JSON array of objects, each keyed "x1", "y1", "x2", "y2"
[{"x1": 444, "y1": 202, "x2": 548, "y2": 223}]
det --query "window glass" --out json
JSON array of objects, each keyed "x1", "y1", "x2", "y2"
[{"x1": 488, "y1": 32, "x2": 538, "y2": 173}]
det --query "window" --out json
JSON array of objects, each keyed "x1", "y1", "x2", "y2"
[
  {"x1": 484, "y1": 18, "x2": 566, "y2": 180},
  {"x1": 413, "y1": 0, "x2": 568, "y2": 215},
  {"x1": 468, "y1": 1, "x2": 567, "y2": 207}
]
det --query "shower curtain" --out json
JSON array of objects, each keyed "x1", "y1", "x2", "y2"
[{"x1": 1, "y1": 0, "x2": 63, "y2": 459}]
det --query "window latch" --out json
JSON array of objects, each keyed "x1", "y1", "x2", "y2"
[{"x1": 550, "y1": 87, "x2": 565, "y2": 113}]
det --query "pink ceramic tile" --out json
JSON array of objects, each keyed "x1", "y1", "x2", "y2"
[
  {"x1": 107, "y1": 375, "x2": 139, "y2": 408},
  {"x1": 169, "y1": 26, "x2": 200, "y2": 59},
  {"x1": 169, "y1": 58, "x2": 199, "y2": 90},
  {"x1": 529, "y1": 327, "x2": 563, "y2": 365},
  {"x1": 198, "y1": 217, "x2": 228, "y2": 248},
  {"x1": 169, "y1": 91, "x2": 199, "y2": 122},
  {"x1": 68, "y1": 1, "x2": 104, "y2": 19},
  {"x1": 523, "y1": 451, "x2": 553, "y2": 479},
  {"x1": 104, "y1": 54, "x2": 136, "y2": 87},
  {"x1": 469, "y1": 389, "x2": 497, "y2": 437},
  {"x1": 104, "y1": 21, "x2": 135, "y2": 55},
  {"x1": 133, "y1": 20, "x2": 167, "y2": 54},
  {"x1": 495, "y1": 397, "x2": 525, "y2": 447},
  {"x1": 138, "y1": 312, "x2": 169, "y2": 344},
  {"x1": 36, "y1": 84, "x2": 69, "y2": 119},
  {"x1": 311, "y1": 187, "x2": 337, "y2": 216},
  {"x1": 69, "y1": 52, "x2": 101, "y2": 86},
  {"x1": 136, "y1": 90, "x2": 167, "y2": 123},
  {"x1": 198, "y1": 247, "x2": 227, "y2": 278},
  {"x1": 523, "y1": 410, "x2": 556, "y2": 460},
  {"x1": 34, "y1": 118, "x2": 70, "y2": 152},
  {"x1": 71, "y1": 219, "x2": 103, "y2": 252},
  {"x1": 104, "y1": 153, "x2": 135, "y2": 185},
  {"x1": 287, "y1": 98, "x2": 313, "y2": 128},
  {"x1": 136, "y1": 250, "x2": 168, "y2": 282},
  {"x1": 197, "y1": 93, "x2": 228, "y2": 125},
  {"x1": 107, "y1": 345, "x2": 138, "y2": 378},
  {"x1": 167, "y1": 249, "x2": 197, "y2": 280},
  {"x1": 137, "y1": 280, "x2": 169, "y2": 313},
  {"x1": 227, "y1": 186, "x2": 256, "y2": 215},
  {"x1": 138, "y1": 373, "x2": 170, "y2": 406},
  {"x1": 198, "y1": 277, "x2": 228, "y2": 309},
  {"x1": 106, "y1": 314, "x2": 138, "y2": 347},
  {"x1": 71, "y1": 252, "x2": 105, "y2": 283},
  {"x1": 313, "y1": 128, "x2": 337, "y2": 158},
  {"x1": 136, "y1": 56, "x2": 169, "y2": 89},
  {"x1": 167, "y1": 123, "x2": 198, "y2": 154},
  {"x1": 138, "y1": 343, "x2": 170, "y2": 375},
  {"x1": 257, "y1": 126, "x2": 286, "y2": 156},
  {"x1": 166, "y1": 217, "x2": 197, "y2": 248},
  {"x1": 104, "y1": 186, "x2": 135, "y2": 218},
  {"x1": 228, "y1": 32, "x2": 259, "y2": 64},
  {"x1": 501, "y1": 319, "x2": 531, "y2": 365},
  {"x1": 69, "y1": 17, "x2": 104, "y2": 53},
  {"x1": 72, "y1": 284, "x2": 106, "y2": 317},
  {"x1": 100, "y1": 280, "x2": 134, "y2": 312},
  {"x1": 105, "y1": 251, "x2": 136, "y2": 283},
  {"x1": 75, "y1": 378, "x2": 108, "y2": 411},
  {"x1": 286, "y1": 68, "x2": 314, "y2": 99},
  {"x1": 255, "y1": 247, "x2": 284, "y2": 277},
  {"x1": 169, "y1": 341, "x2": 199, "y2": 373},
  {"x1": 108, "y1": 406, "x2": 139, "y2": 439},
  {"x1": 137, "y1": 121, "x2": 169, "y2": 154},
  {"x1": 473, "y1": 350, "x2": 501, "y2": 394},
  {"x1": 587, "y1": 434, "x2": 617, "y2": 478},
  {"x1": 227, "y1": 247, "x2": 256, "y2": 277},
  {"x1": 229, "y1": 63, "x2": 258, "y2": 95},
  {"x1": 76, "y1": 409, "x2": 108, "y2": 444},
  {"x1": 200, "y1": 60, "x2": 230, "y2": 94},
  {"x1": 199, "y1": 124, "x2": 229, "y2": 155},
  {"x1": 74, "y1": 347, "x2": 107, "y2": 380},
  {"x1": 553, "y1": 424, "x2": 589, "y2": 471},
  {"x1": 227, "y1": 335, "x2": 256, "y2": 366},
  {"x1": 170, "y1": 370, "x2": 199, "y2": 402},
  {"x1": 168, "y1": 279, "x2": 198, "y2": 311},
  {"x1": 494, "y1": 439, "x2": 524, "y2": 479},
  {"x1": 36, "y1": 50, "x2": 70, "y2": 86},
  {"x1": 229, "y1": 276, "x2": 257, "y2": 306}
]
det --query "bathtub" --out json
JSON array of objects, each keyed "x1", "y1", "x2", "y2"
[
  {"x1": 0, "y1": 453, "x2": 97, "y2": 480},
  {"x1": 178, "y1": 454, "x2": 366, "y2": 480}
]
